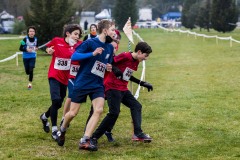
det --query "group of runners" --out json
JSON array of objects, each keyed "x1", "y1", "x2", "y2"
[{"x1": 20, "y1": 19, "x2": 154, "y2": 151}]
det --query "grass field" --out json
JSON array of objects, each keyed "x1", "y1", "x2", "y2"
[{"x1": 0, "y1": 28, "x2": 240, "y2": 160}]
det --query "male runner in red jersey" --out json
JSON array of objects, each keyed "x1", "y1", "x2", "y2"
[
  {"x1": 40, "y1": 24, "x2": 82, "y2": 140},
  {"x1": 92, "y1": 42, "x2": 153, "y2": 145}
]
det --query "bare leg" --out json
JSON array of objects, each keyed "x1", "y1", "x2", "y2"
[
  {"x1": 62, "y1": 98, "x2": 71, "y2": 116},
  {"x1": 84, "y1": 97, "x2": 104, "y2": 137},
  {"x1": 62, "y1": 102, "x2": 80, "y2": 130}
]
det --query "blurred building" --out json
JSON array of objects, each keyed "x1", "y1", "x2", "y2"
[
  {"x1": 80, "y1": 11, "x2": 96, "y2": 31},
  {"x1": 162, "y1": 12, "x2": 181, "y2": 21},
  {"x1": 0, "y1": 10, "x2": 15, "y2": 33}
]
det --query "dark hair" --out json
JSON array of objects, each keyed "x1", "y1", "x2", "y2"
[
  {"x1": 27, "y1": 26, "x2": 36, "y2": 33},
  {"x1": 89, "y1": 24, "x2": 97, "y2": 31},
  {"x1": 97, "y1": 20, "x2": 114, "y2": 34},
  {"x1": 135, "y1": 42, "x2": 152, "y2": 54},
  {"x1": 63, "y1": 24, "x2": 83, "y2": 38}
]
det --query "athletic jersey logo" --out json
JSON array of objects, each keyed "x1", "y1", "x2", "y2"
[
  {"x1": 105, "y1": 54, "x2": 110, "y2": 59},
  {"x1": 91, "y1": 60, "x2": 106, "y2": 78}
]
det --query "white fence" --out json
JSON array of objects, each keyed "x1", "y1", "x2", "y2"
[
  {"x1": 0, "y1": 52, "x2": 22, "y2": 66},
  {"x1": 0, "y1": 41, "x2": 48, "y2": 65},
  {"x1": 158, "y1": 25, "x2": 240, "y2": 47}
]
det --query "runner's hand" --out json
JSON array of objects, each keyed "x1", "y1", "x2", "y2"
[
  {"x1": 46, "y1": 46, "x2": 54, "y2": 55},
  {"x1": 112, "y1": 65, "x2": 123, "y2": 79},
  {"x1": 93, "y1": 47, "x2": 104, "y2": 56},
  {"x1": 140, "y1": 81, "x2": 153, "y2": 92}
]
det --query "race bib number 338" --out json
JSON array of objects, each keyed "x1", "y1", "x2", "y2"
[
  {"x1": 54, "y1": 57, "x2": 71, "y2": 70},
  {"x1": 91, "y1": 60, "x2": 106, "y2": 78}
]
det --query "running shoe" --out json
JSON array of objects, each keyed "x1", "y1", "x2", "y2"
[
  {"x1": 91, "y1": 137, "x2": 98, "y2": 147},
  {"x1": 40, "y1": 114, "x2": 50, "y2": 133},
  {"x1": 52, "y1": 130, "x2": 58, "y2": 141},
  {"x1": 104, "y1": 131, "x2": 115, "y2": 142},
  {"x1": 56, "y1": 131, "x2": 66, "y2": 146},
  {"x1": 28, "y1": 83, "x2": 32, "y2": 90},
  {"x1": 79, "y1": 138, "x2": 98, "y2": 151},
  {"x1": 132, "y1": 133, "x2": 152, "y2": 143}
]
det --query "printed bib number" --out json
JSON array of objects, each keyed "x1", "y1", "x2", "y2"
[
  {"x1": 54, "y1": 57, "x2": 71, "y2": 70},
  {"x1": 91, "y1": 60, "x2": 106, "y2": 78},
  {"x1": 70, "y1": 64, "x2": 80, "y2": 76},
  {"x1": 122, "y1": 67, "x2": 134, "y2": 81}
]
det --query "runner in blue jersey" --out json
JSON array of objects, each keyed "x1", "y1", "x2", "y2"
[
  {"x1": 56, "y1": 20, "x2": 116, "y2": 151},
  {"x1": 19, "y1": 26, "x2": 38, "y2": 90}
]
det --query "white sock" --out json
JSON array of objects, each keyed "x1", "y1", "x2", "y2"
[
  {"x1": 52, "y1": 126, "x2": 58, "y2": 132},
  {"x1": 83, "y1": 136, "x2": 90, "y2": 141},
  {"x1": 41, "y1": 113, "x2": 47, "y2": 120},
  {"x1": 60, "y1": 126, "x2": 66, "y2": 132}
]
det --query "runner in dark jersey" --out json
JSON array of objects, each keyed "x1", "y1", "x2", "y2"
[{"x1": 56, "y1": 20, "x2": 115, "y2": 151}]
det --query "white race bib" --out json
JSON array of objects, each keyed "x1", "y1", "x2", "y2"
[
  {"x1": 122, "y1": 67, "x2": 134, "y2": 81},
  {"x1": 27, "y1": 46, "x2": 36, "y2": 52},
  {"x1": 70, "y1": 64, "x2": 80, "y2": 76},
  {"x1": 91, "y1": 60, "x2": 106, "y2": 78},
  {"x1": 54, "y1": 57, "x2": 71, "y2": 70}
]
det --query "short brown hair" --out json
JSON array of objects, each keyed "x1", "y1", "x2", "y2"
[{"x1": 97, "y1": 20, "x2": 114, "y2": 34}]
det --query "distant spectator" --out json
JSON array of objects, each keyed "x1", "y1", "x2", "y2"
[
  {"x1": 84, "y1": 20, "x2": 88, "y2": 31},
  {"x1": 83, "y1": 24, "x2": 98, "y2": 41}
]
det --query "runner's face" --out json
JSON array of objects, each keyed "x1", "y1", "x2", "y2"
[
  {"x1": 28, "y1": 29, "x2": 35, "y2": 38},
  {"x1": 137, "y1": 51, "x2": 149, "y2": 62},
  {"x1": 106, "y1": 25, "x2": 116, "y2": 39},
  {"x1": 69, "y1": 30, "x2": 80, "y2": 41},
  {"x1": 90, "y1": 26, "x2": 97, "y2": 32}
]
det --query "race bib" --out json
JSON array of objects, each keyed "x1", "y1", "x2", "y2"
[
  {"x1": 91, "y1": 60, "x2": 106, "y2": 78},
  {"x1": 70, "y1": 64, "x2": 80, "y2": 76},
  {"x1": 27, "y1": 46, "x2": 36, "y2": 52},
  {"x1": 54, "y1": 57, "x2": 71, "y2": 70},
  {"x1": 122, "y1": 67, "x2": 134, "y2": 81}
]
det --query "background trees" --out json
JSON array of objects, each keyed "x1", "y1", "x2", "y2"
[
  {"x1": 113, "y1": 0, "x2": 138, "y2": 30},
  {"x1": 182, "y1": 0, "x2": 198, "y2": 29},
  {"x1": 182, "y1": 0, "x2": 238, "y2": 32},
  {"x1": 1, "y1": 0, "x2": 240, "y2": 37},
  {"x1": 196, "y1": 0, "x2": 211, "y2": 31},
  {"x1": 0, "y1": 0, "x2": 30, "y2": 17},
  {"x1": 24, "y1": 0, "x2": 75, "y2": 44},
  {"x1": 211, "y1": 0, "x2": 238, "y2": 32}
]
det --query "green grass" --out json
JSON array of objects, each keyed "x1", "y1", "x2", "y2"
[{"x1": 0, "y1": 28, "x2": 240, "y2": 159}]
